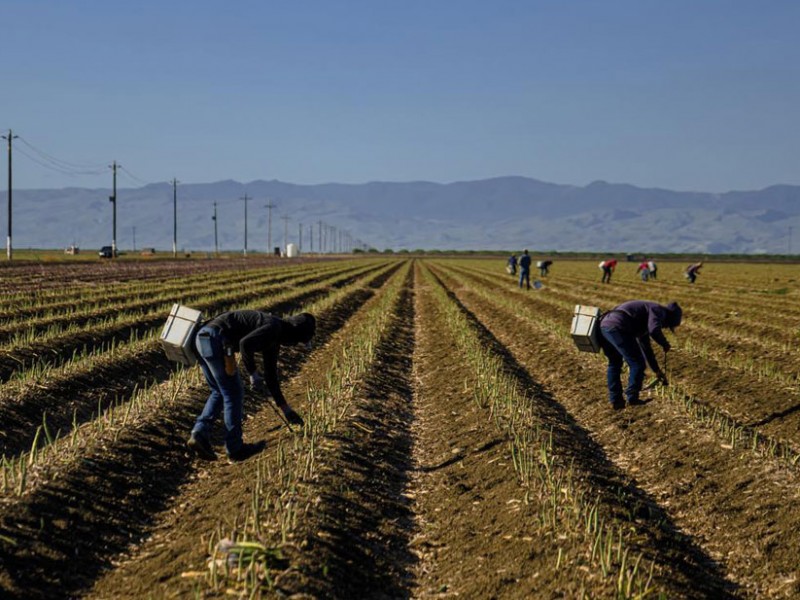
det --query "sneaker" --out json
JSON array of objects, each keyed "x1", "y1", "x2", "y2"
[
  {"x1": 187, "y1": 432, "x2": 217, "y2": 461},
  {"x1": 227, "y1": 440, "x2": 266, "y2": 463}
]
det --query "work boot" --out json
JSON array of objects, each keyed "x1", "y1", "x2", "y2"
[
  {"x1": 227, "y1": 440, "x2": 266, "y2": 463},
  {"x1": 187, "y1": 432, "x2": 217, "y2": 461},
  {"x1": 628, "y1": 398, "x2": 649, "y2": 407},
  {"x1": 611, "y1": 400, "x2": 625, "y2": 411}
]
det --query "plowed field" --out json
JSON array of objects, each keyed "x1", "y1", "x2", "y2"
[{"x1": 1, "y1": 257, "x2": 798, "y2": 599}]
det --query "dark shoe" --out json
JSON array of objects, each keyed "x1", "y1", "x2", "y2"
[
  {"x1": 611, "y1": 400, "x2": 625, "y2": 410},
  {"x1": 187, "y1": 432, "x2": 217, "y2": 461},
  {"x1": 283, "y1": 407, "x2": 305, "y2": 427},
  {"x1": 628, "y1": 398, "x2": 649, "y2": 406},
  {"x1": 227, "y1": 440, "x2": 266, "y2": 463}
]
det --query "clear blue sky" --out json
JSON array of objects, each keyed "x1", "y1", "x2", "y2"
[{"x1": 1, "y1": 0, "x2": 799, "y2": 192}]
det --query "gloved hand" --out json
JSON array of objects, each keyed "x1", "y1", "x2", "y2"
[
  {"x1": 249, "y1": 372, "x2": 265, "y2": 392},
  {"x1": 656, "y1": 370, "x2": 669, "y2": 386},
  {"x1": 281, "y1": 404, "x2": 304, "y2": 427}
]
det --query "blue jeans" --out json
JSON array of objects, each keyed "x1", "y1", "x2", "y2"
[
  {"x1": 519, "y1": 268, "x2": 530, "y2": 289},
  {"x1": 192, "y1": 325, "x2": 244, "y2": 454},
  {"x1": 600, "y1": 327, "x2": 645, "y2": 405}
]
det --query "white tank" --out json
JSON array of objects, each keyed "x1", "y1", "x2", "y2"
[{"x1": 286, "y1": 243, "x2": 298, "y2": 258}]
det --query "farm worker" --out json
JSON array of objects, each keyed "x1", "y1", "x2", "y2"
[
  {"x1": 187, "y1": 311, "x2": 315, "y2": 462},
  {"x1": 685, "y1": 261, "x2": 703, "y2": 284},
  {"x1": 647, "y1": 259, "x2": 657, "y2": 280},
  {"x1": 519, "y1": 249, "x2": 532, "y2": 290},
  {"x1": 599, "y1": 259, "x2": 617, "y2": 284},
  {"x1": 507, "y1": 254, "x2": 518, "y2": 275},
  {"x1": 636, "y1": 261, "x2": 650, "y2": 282},
  {"x1": 599, "y1": 300, "x2": 682, "y2": 410},
  {"x1": 538, "y1": 259, "x2": 553, "y2": 277}
]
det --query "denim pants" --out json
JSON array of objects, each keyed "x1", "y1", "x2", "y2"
[
  {"x1": 600, "y1": 327, "x2": 646, "y2": 404},
  {"x1": 192, "y1": 325, "x2": 244, "y2": 454},
  {"x1": 519, "y1": 268, "x2": 530, "y2": 289}
]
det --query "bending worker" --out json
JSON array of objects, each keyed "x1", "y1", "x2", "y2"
[
  {"x1": 188, "y1": 310, "x2": 315, "y2": 462},
  {"x1": 599, "y1": 300, "x2": 682, "y2": 410}
]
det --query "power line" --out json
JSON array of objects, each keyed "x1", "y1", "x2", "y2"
[{"x1": 16, "y1": 136, "x2": 106, "y2": 171}]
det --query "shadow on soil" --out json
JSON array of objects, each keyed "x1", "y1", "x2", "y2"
[
  {"x1": 0, "y1": 267, "x2": 400, "y2": 600},
  {"x1": 278, "y1": 279, "x2": 417, "y2": 599},
  {"x1": 429, "y1": 268, "x2": 738, "y2": 599}
]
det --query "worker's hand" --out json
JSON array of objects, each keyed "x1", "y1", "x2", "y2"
[
  {"x1": 249, "y1": 372, "x2": 265, "y2": 392},
  {"x1": 656, "y1": 370, "x2": 669, "y2": 386},
  {"x1": 282, "y1": 405, "x2": 304, "y2": 427},
  {"x1": 663, "y1": 342, "x2": 671, "y2": 353}
]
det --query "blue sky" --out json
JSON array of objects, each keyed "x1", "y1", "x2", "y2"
[{"x1": 1, "y1": 0, "x2": 799, "y2": 192}]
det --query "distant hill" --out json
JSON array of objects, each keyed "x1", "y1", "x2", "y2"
[{"x1": 3, "y1": 177, "x2": 799, "y2": 253}]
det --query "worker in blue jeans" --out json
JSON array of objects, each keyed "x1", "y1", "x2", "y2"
[
  {"x1": 188, "y1": 311, "x2": 315, "y2": 462},
  {"x1": 599, "y1": 300, "x2": 681, "y2": 409}
]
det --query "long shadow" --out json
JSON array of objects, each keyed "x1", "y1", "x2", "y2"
[
  {"x1": 280, "y1": 275, "x2": 418, "y2": 599},
  {"x1": 749, "y1": 402, "x2": 800, "y2": 427},
  {"x1": 427, "y1": 267, "x2": 738, "y2": 599},
  {"x1": 0, "y1": 265, "x2": 401, "y2": 600}
]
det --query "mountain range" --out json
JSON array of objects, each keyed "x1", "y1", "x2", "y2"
[{"x1": 3, "y1": 176, "x2": 799, "y2": 254}]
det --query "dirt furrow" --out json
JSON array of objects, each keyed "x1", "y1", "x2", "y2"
[
  {"x1": 0, "y1": 268, "x2": 391, "y2": 600},
  {"x1": 434, "y1": 261, "x2": 800, "y2": 597}
]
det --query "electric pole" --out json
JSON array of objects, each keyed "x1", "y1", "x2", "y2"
[
  {"x1": 265, "y1": 200, "x2": 276, "y2": 254},
  {"x1": 172, "y1": 178, "x2": 179, "y2": 258},
  {"x1": 132, "y1": 226, "x2": 136, "y2": 251},
  {"x1": 318, "y1": 220, "x2": 323, "y2": 253},
  {"x1": 298, "y1": 222, "x2": 302, "y2": 253},
  {"x1": 1, "y1": 129, "x2": 18, "y2": 260},
  {"x1": 282, "y1": 215, "x2": 290, "y2": 255},
  {"x1": 309, "y1": 223, "x2": 313, "y2": 253},
  {"x1": 790, "y1": 226, "x2": 793, "y2": 255},
  {"x1": 240, "y1": 193, "x2": 250, "y2": 256},
  {"x1": 212, "y1": 201, "x2": 219, "y2": 257},
  {"x1": 109, "y1": 161, "x2": 119, "y2": 257}
]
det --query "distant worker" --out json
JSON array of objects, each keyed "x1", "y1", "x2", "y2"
[
  {"x1": 599, "y1": 259, "x2": 617, "y2": 284},
  {"x1": 647, "y1": 259, "x2": 657, "y2": 280},
  {"x1": 685, "y1": 261, "x2": 703, "y2": 284},
  {"x1": 636, "y1": 261, "x2": 650, "y2": 282},
  {"x1": 507, "y1": 254, "x2": 518, "y2": 276},
  {"x1": 187, "y1": 310, "x2": 315, "y2": 462},
  {"x1": 538, "y1": 259, "x2": 553, "y2": 277},
  {"x1": 519, "y1": 249, "x2": 532, "y2": 290},
  {"x1": 599, "y1": 300, "x2": 682, "y2": 409}
]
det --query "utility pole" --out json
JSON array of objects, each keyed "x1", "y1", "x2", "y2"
[
  {"x1": 109, "y1": 161, "x2": 119, "y2": 258},
  {"x1": 265, "y1": 200, "x2": 276, "y2": 254},
  {"x1": 132, "y1": 226, "x2": 136, "y2": 251},
  {"x1": 318, "y1": 220, "x2": 323, "y2": 253},
  {"x1": 1, "y1": 129, "x2": 18, "y2": 260},
  {"x1": 172, "y1": 178, "x2": 179, "y2": 258},
  {"x1": 790, "y1": 226, "x2": 793, "y2": 255},
  {"x1": 212, "y1": 201, "x2": 219, "y2": 256},
  {"x1": 298, "y1": 222, "x2": 302, "y2": 253},
  {"x1": 282, "y1": 215, "x2": 290, "y2": 255},
  {"x1": 309, "y1": 223, "x2": 313, "y2": 253},
  {"x1": 240, "y1": 193, "x2": 250, "y2": 256}
]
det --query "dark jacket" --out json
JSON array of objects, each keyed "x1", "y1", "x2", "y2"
[
  {"x1": 206, "y1": 310, "x2": 315, "y2": 405},
  {"x1": 519, "y1": 255, "x2": 532, "y2": 270},
  {"x1": 600, "y1": 301, "x2": 681, "y2": 371}
]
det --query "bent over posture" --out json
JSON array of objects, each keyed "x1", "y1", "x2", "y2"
[
  {"x1": 188, "y1": 311, "x2": 315, "y2": 462},
  {"x1": 599, "y1": 301, "x2": 681, "y2": 410}
]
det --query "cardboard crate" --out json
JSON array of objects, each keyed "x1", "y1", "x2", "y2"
[
  {"x1": 571, "y1": 305, "x2": 602, "y2": 353},
  {"x1": 160, "y1": 304, "x2": 203, "y2": 365}
]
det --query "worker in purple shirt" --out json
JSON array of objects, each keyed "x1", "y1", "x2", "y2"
[
  {"x1": 188, "y1": 311, "x2": 315, "y2": 462},
  {"x1": 599, "y1": 300, "x2": 682, "y2": 410}
]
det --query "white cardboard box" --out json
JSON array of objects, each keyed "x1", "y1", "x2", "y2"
[
  {"x1": 571, "y1": 305, "x2": 602, "y2": 353},
  {"x1": 159, "y1": 304, "x2": 203, "y2": 365}
]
